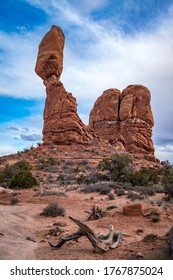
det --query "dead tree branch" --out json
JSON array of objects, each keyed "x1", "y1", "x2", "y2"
[{"x1": 48, "y1": 216, "x2": 123, "y2": 253}]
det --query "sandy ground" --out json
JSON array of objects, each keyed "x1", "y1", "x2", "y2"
[
  {"x1": 0, "y1": 190, "x2": 172, "y2": 260},
  {"x1": 0, "y1": 203, "x2": 44, "y2": 260}
]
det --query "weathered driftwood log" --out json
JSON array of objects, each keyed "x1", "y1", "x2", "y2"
[{"x1": 48, "y1": 216, "x2": 123, "y2": 253}]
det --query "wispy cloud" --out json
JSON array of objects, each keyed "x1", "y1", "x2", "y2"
[
  {"x1": 21, "y1": 133, "x2": 41, "y2": 141},
  {"x1": 6, "y1": 127, "x2": 19, "y2": 131}
]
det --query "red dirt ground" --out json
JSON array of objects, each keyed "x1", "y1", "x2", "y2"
[{"x1": 0, "y1": 189, "x2": 172, "y2": 260}]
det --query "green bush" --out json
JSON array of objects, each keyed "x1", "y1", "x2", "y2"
[
  {"x1": 3, "y1": 160, "x2": 32, "y2": 183},
  {"x1": 162, "y1": 175, "x2": 173, "y2": 199},
  {"x1": 10, "y1": 171, "x2": 37, "y2": 189},
  {"x1": 41, "y1": 202, "x2": 65, "y2": 217},
  {"x1": 127, "y1": 168, "x2": 159, "y2": 186},
  {"x1": 107, "y1": 193, "x2": 115, "y2": 200},
  {"x1": 98, "y1": 154, "x2": 132, "y2": 181},
  {"x1": 0, "y1": 172, "x2": 4, "y2": 183},
  {"x1": 150, "y1": 214, "x2": 160, "y2": 223},
  {"x1": 136, "y1": 186, "x2": 156, "y2": 196},
  {"x1": 115, "y1": 189, "x2": 125, "y2": 196},
  {"x1": 99, "y1": 187, "x2": 111, "y2": 195},
  {"x1": 81, "y1": 182, "x2": 114, "y2": 194},
  {"x1": 46, "y1": 157, "x2": 61, "y2": 166},
  {"x1": 149, "y1": 210, "x2": 160, "y2": 223},
  {"x1": 127, "y1": 191, "x2": 145, "y2": 201},
  {"x1": 159, "y1": 160, "x2": 173, "y2": 176},
  {"x1": 77, "y1": 173, "x2": 109, "y2": 185}
]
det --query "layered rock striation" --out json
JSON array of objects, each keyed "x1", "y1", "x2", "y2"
[
  {"x1": 35, "y1": 25, "x2": 96, "y2": 144},
  {"x1": 89, "y1": 85, "x2": 155, "y2": 160}
]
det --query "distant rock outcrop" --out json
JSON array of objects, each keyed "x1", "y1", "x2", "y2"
[
  {"x1": 89, "y1": 85, "x2": 155, "y2": 160},
  {"x1": 35, "y1": 25, "x2": 96, "y2": 144}
]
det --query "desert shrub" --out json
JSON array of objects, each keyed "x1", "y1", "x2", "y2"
[
  {"x1": 150, "y1": 215, "x2": 160, "y2": 223},
  {"x1": 162, "y1": 175, "x2": 173, "y2": 199},
  {"x1": 81, "y1": 181, "x2": 113, "y2": 194},
  {"x1": 38, "y1": 157, "x2": 45, "y2": 164},
  {"x1": 127, "y1": 168, "x2": 159, "y2": 186},
  {"x1": 80, "y1": 159, "x2": 90, "y2": 166},
  {"x1": 38, "y1": 190, "x2": 65, "y2": 196},
  {"x1": 3, "y1": 160, "x2": 32, "y2": 183},
  {"x1": 0, "y1": 172, "x2": 4, "y2": 183},
  {"x1": 136, "y1": 186, "x2": 156, "y2": 196},
  {"x1": 10, "y1": 197, "x2": 20, "y2": 205},
  {"x1": 77, "y1": 173, "x2": 109, "y2": 185},
  {"x1": 127, "y1": 191, "x2": 145, "y2": 201},
  {"x1": 107, "y1": 193, "x2": 115, "y2": 200},
  {"x1": 41, "y1": 202, "x2": 65, "y2": 217},
  {"x1": 98, "y1": 154, "x2": 132, "y2": 181},
  {"x1": 82, "y1": 183, "x2": 102, "y2": 193},
  {"x1": 86, "y1": 205, "x2": 106, "y2": 220},
  {"x1": 10, "y1": 171, "x2": 37, "y2": 189},
  {"x1": 115, "y1": 189, "x2": 125, "y2": 196},
  {"x1": 0, "y1": 157, "x2": 6, "y2": 165},
  {"x1": 46, "y1": 156, "x2": 61, "y2": 166},
  {"x1": 111, "y1": 181, "x2": 133, "y2": 191},
  {"x1": 149, "y1": 210, "x2": 160, "y2": 223},
  {"x1": 99, "y1": 187, "x2": 111, "y2": 195},
  {"x1": 64, "y1": 159, "x2": 74, "y2": 166},
  {"x1": 159, "y1": 160, "x2": 173, "y2": 176}
]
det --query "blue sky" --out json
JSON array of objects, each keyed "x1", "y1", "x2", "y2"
[{"x1": 0, "y1": 0, "x2": 173, "y2": 162}]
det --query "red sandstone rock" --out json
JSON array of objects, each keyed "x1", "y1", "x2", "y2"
[
  {"x1": 35, "y1": 26, "x2": 97, "y2": 145},
  {"x1": 89, "y1": 88, "x2": 125, "y2": 149},
  {"x1": 120, "y1": 85, "x2": 154, "y2": 126},
  {"x1": 120, "y1": 85, "x2": 155, "y2": 157},
  {"x1": 123, "y1": 203, "x2": 145, "y2": 216},
  {"x1": 35, "y1": 25, "x2": 65, "y2": 81},
  {"x1": 43, "y1": 76, "x2": 96, "y2": 144},
  {"x1": 89, "y1": 85, "x2": 156, "y2": 160},
  {"x1": 35, "y1": 25, "x2": 156, "y2": 161}
]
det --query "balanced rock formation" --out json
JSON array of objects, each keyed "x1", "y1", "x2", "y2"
[
  {"x1": 35, "y1": 25, "x2": 96, "y2": 144},
  {"x1": 35, "y1": 25, "x2": 156, "y2": 161},
  {"x1": 89, "y1": 85, "x2": 155, "y2": 160}
]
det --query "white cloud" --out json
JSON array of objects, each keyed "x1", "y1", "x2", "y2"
[{"x1": 68, "y1": 0, "x2": 109, "y2": 14}]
